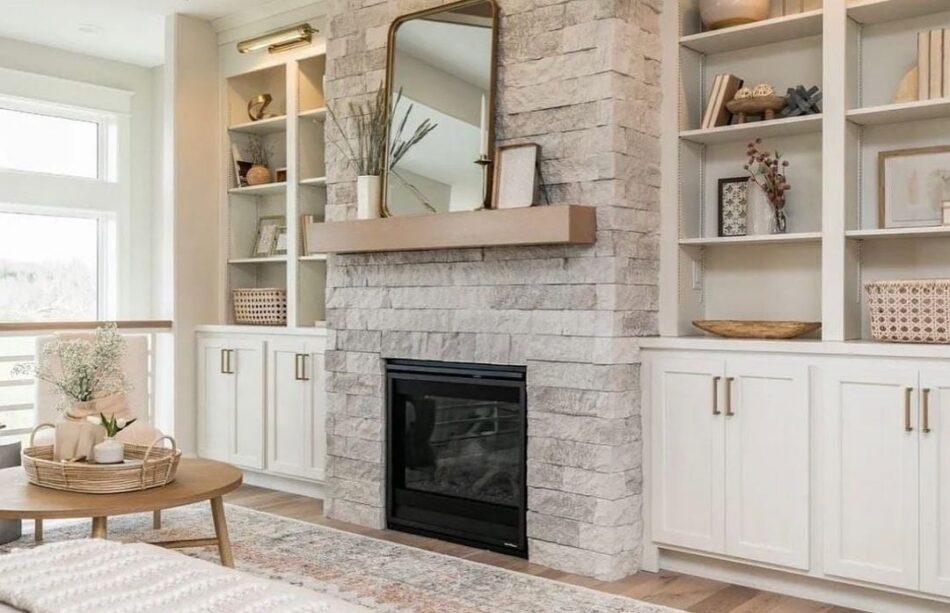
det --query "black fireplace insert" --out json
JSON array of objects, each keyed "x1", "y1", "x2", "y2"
[{"x1": 386, "y1": 359, "x2": 527, "y2": 557}]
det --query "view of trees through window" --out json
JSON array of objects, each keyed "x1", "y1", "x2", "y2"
[{"x1": 0, "y1": 212, "x2": 98, "y2": 320}]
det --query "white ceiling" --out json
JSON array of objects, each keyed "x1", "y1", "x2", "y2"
[{"x1": 0, "y1": 0, "x2": 268, "y2": 67}]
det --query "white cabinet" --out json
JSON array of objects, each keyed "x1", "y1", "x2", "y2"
[
  {"x1": 196, "y1": 331, "x2": 326, "y2": 486},
  {"x1": 919, "y1": 371, "x2": 950, "y2": 598},
  {"x1": 266, "y1": 338, "x2": 326, "y2": 481},
  {"x1": 651, "y1": 357, "x2": 810, "y2": 569},
  {"x1": 822, "y1": 365, "x2": 919, "y2": 590}
]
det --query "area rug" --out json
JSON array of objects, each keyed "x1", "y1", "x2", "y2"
[{"x1": 1, "y1": 505, "x2": 679, "y2": 613}]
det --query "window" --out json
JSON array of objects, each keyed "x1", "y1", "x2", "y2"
[
  {"x1": 0, "y1": 211, "x2": 102, "y2": 321},
  {"x1": 0, "y1": 102, "x2": 104, "y2": 180}
]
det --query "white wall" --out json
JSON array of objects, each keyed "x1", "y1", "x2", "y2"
[{"x1": 0, "y1": 36, "x2": 160, "y2": 319}]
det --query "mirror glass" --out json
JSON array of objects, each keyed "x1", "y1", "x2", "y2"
[{"x1": 385, "y1": 0, "x2": 496, "y2": 216}]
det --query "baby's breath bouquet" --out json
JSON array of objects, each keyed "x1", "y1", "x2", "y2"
[{"x1": 13, "y1": 324, "x2": 128, "y2": 410}]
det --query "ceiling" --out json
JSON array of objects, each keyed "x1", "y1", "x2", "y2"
[{"x1": 0, "y1": 0, "x2": 268, "y2": 67}]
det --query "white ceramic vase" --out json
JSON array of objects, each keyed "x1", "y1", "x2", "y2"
[
  {"x1": 700, "y1": 0, "x2": 770, "y2": 30},
  {"x1": 747, "y1": 185, "x2": 787, "y2": 235},
  {"x1": 357, "y1": 175, "x2": 382, "y2": 219},
  {"x1": 92, "y1": 437, "x2": 124, "y2": 464}
]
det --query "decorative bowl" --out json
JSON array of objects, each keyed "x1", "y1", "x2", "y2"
[
  {"x1": 700, "y1": 0, "x2": 770, "y2": 30},
  {"x1": 692, "y1": 320, "x2": 821, "y2": 339}
]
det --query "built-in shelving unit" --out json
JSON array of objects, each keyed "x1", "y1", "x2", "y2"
[
  {"x1": 662, "y1": 0, "x2": 950, "y2": 344},
  {"x1": 221, "y1": 42, "x2": 328, "y2": 329}
]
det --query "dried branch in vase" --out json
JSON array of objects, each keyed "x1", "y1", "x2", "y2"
[{"x1": 744, "y1": 138, "x2": 791, "y2": 232}]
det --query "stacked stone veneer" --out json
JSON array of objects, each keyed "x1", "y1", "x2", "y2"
[{"x1": 322, "y1": 0, "x2": 662, "y2": 580}]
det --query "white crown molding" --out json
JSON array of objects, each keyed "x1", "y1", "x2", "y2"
[{"x1": 213, "y1": 0, "x2": 326, "y2": 41}]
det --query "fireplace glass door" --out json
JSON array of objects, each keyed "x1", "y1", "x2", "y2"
[{"x1": 387, "y1": 360, "x2": 526, "y2": 556}]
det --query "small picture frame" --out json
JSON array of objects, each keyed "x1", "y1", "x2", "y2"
[
  {"x1": 879, "y1": 145, "x2": 950, "y2": 228},
  {"x1": 275, "y1": 167, "x2": 288, "y2": 183},
  {"x1": 252, "y1": 215, "x2": 285, "y2": 257},
  {"x1": 273, "y1": 226, "x2": 288, "y2": 255},
  {"x1": 718, "y1": 177, "x2": 750, "y2": 237},
  {"x1": 492, "y1": 143, "x2": 541, "y2": 209}
]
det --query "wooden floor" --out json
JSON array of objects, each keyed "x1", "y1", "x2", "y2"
[{"x1": 224, "y1": 485, "x2": 858, "y2": 613}]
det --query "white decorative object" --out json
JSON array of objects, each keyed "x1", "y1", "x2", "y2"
[
  {"x1": 943, "y1": 201, "x2": 950, "y2": 225},
  {"x1": 747, "y1": 184, "x2": 774, "y2": 235},
  {"x1": 92, "y1": 437, "x2": 124, "y2": 464},
  {"x1": 357, "y1": 175, "x2": 382, "y2": 219},
  {"x1": 493, "y1": 144, "x2": 540, "y2": 209},
  {"x1": 734, "y1": 86, "x2": 753, "y2": 100},
  {"x1": 699, "y1": 0, "x2": 770, "y2": 30},
  {"x1": 752, "y1": 83, "x2": 776, "y2": 97}
]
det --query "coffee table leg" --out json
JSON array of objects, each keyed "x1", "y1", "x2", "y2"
[
  {"x1": 91, "y1": 516, "x2": 107, "y2": 539},
  {"x1": 34, "y1": 519, "x2": 43, "y2": 542},
  {"x1": 153, "y1": 510, "x2": 162, "y2": 529},
  {"x1": 210, "y1": 497, "x2": 233, "y2": 568}
]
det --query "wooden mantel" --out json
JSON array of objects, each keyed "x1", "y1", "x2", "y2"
[{"x1": 306, "y1": 205, "x2": 596, "y2": 254}]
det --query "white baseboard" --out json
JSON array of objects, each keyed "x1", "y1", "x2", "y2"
[
  {"x1": 660, "y1": 549, "x2": 948, "y2": 613},
  {"x1": 240, "y1": 470, "x2": 326, "y2": 500}
]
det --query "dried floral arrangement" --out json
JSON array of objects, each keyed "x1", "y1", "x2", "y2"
[
  {"x1": 744, "y1": 138, "x2": 791, "y2": 232},
  {"x1": 246, "y1": 136, "x2": 272, "y2": 167},
  {"x1": 13, "y1": 324, "x2": 127, "y2": 409}
]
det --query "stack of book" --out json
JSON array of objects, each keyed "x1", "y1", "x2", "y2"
[
  {"x1": 918, "y1": 30, "x2": 950, "y2": 100},
  {"x1": 701, "y1": 74, "x2": 744, "y2": 129}
]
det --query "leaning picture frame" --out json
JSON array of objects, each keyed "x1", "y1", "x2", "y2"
[
  {"x1": 879, "y1": 145, "x2": 950, "y2": 228},
  {"x1": 492, "y1": 143, "x2": 540, "y2": 209},
  {"x1": 717, "y1": 176, "x2": 749, "y2": 237},
  {"x1": 252, "y1": 215, "x2": 285, "y2": 257}
]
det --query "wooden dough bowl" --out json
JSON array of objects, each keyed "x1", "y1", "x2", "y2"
[
  {"x1": 726, "y1": 96, "x2": 788, "y2": 123},
  {"x1": 693, "y1": 320, "x2": 821, "y2": 339}
]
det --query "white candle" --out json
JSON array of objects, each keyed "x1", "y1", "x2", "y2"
[{"x1": 479, "y1": 94, "x2": 489, "y2": 158}]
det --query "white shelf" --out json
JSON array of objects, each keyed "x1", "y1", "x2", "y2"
[
  {"x1": 679, "y1": 115, "x2": 822, "y2": 145},
  {"x1": 847, "y1": 98, "x2": 950, "y2": 126},
  {"x1": 640, "y1": 336, "x2": 950, "y2": 360},
  {"x1": 228, "y1": 182, "x2": 287, "y2": 196},
  {"x1": 299, "y1": 254, "x2": 328, "y2": 261},
  {"x1": 679, "y1": 232, "x2": 822, "y2": 247},
  {"x1": 300, "y1": 176, "x2": 327, "y2": 186},
  {"x1": 680, "y1": 9, "x2": 823, "y2": 55},
  {"x1": 848, "y1": 0, "x2": 950, "y2": 25},
  {"x1": 227, "y1": 115, "x2": 287, "y2": 135},
  {"x1": 845, "y1": 226, "x2": 950, "y2": 241},
  {"x1": 299, "y1": 107, "x2": 327, "y2": 121},
  {"x1": 228, "y1": 256, "x2": 288, "y2": 264}
]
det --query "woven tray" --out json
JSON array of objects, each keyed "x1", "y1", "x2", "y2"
[
  {"x1": 693, "y1": 320, "x2": 822, "y2": 339},
  {"x1": 866, "y1": 279, "x2": 950, "y2": 343},
  {"x1": 22, "y1": 424, "x2": 180, "y2": 494}
]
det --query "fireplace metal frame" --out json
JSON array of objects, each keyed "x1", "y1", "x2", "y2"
[{"x1": 385, "y1": 359, "x2": 527, "y2": 557}]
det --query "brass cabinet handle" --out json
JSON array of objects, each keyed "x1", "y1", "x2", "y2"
[
  {"x1": 923, "y1": 388, "x2": 932, "y2": 434},
  {"x1": 905, "y1": 387, "x2": 913, "y2": 432},
  {"x1": 227, "y1": 349, "x2": 235, "y2": 375},
  {"x1": 299, "y1": 354, "x2": 310, "y2": 381},
  {"x1": 725, "y1": 377, "x2": 735, "y2": 416},
  {"x1": 712, "y1": 376, "x2": 722, "y2": 416},
  {"x1": 220, "y1": 349, "x2": 227, "y2": 374},
  {"x1": 294, "y1": 354, "x2": 303, "y2": 381}
]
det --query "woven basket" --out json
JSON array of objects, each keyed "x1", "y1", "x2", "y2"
[
  {"x1": 233, "y1": 288, "x2": 287, "y2": 325},
  {"x1": 866, "y1": 279, "x2": 950, "y2": 343},
  {"x1": 22, "y1": 424, "x2": 180, "y2": 494}
]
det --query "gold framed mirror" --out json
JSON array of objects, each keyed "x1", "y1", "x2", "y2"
[{"x1": 383, "y1": 0, "x2": 498, "y2": 217}]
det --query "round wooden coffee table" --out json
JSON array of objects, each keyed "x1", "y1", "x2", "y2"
[{"x1": 0, "y1": 458, "x2": 242, "y2": 567}]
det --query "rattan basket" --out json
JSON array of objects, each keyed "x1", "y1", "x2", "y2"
[
  {"x1": 233, "y1": 287, "x2": 287, "y2": 325},
  {"x1": 866, "y1": 279, "x2": 950, "y2": 343},
  {"x1": 22, "y1": 424, "x2": 180, "y2": 494}
]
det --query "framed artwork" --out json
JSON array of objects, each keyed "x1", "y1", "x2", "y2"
[
  {"x1": 252, "y1": 215, "x2": 284, "y2": 257},
  {"x1": 275, "y1": 167, "x2": 288, "y2": 182},
  {"x1": 492, "y1": 143, "x2": 540, "y2": 209},
  {"x1": 718, "y1": 177, "x2": 750, "y2": 237},
  {"x1": 879, "y1": 146, "x2": 950, "y2": 228},
  {"x1": 273, "y1": 225, "x2": 288, "y2": 255}
]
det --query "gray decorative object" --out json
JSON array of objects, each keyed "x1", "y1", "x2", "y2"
[
  {"x1": 781, "y1": 85, "x2": 822, "y2": 117},
  {"x1": 718, "y1": 177, "x2": 749, "y2": 237},
  {"x1": 0, "y1": 438, "x2": 21, "y2": 544}
]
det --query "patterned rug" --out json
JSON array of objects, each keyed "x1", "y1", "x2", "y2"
[{"x1": 1, "y1": 504, "x2": 679, "y2": 613}]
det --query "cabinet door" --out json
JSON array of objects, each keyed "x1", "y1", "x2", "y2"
[
  {"x1": 920, "y1": 371, "x2": 950, "y2": 597},
  {"x1": 229, "y1": 339, "x2": 265, "y2": 470},
  {"x1": 267, "y1": 338, "x2": 324, "y2": 480},
  {"x1": 822, "y1": 366, "x2": 919, "y2": 590},
  {"x1": 651, "y1": 357, "x2": 726, "y2": 553},
  {"x1": 725, "y1": 360, "x2": 809, "y2": 570},
  {"x1": 196, "y1": 337, "x2": 232, "y2": 463}
]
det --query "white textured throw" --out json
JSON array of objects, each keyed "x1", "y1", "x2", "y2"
[{"x1": 0, "y1": 539, "x2": 330, "y2": 613}]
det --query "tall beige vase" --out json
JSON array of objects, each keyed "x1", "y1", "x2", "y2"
[{"x1": 357, "y1": 175, "x2": 382, "y2": 219}]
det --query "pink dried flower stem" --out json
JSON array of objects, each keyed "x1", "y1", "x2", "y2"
[{"x1": 744, "y1": 138, "x2": 791, "y2": 211}]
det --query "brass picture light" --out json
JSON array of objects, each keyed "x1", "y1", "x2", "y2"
[{"x1": 237, "y1": 24, "x2": 316, "y2": 54}]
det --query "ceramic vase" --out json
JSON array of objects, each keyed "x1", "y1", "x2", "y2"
[
  {"x1": 357, "y1": 175, "x2": 382, "y2": 219},
  {"x1": 700, "y1": 0, "x2": 770, "y2": 30},
  {"x1": 747, "y1": 185, "x2": 787, "y2": 235},
  {"x1": 246, "y1": 165, "x2": 272, "y2": 186},
  {"x1": 92, "y1": 437, "x2": 124, "y2": 464}
]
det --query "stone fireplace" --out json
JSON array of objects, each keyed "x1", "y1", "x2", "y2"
[{"x1": 322, "y1": 0, "x2": 662, "y2": 581}]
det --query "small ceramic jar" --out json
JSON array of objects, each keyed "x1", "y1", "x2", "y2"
[
  {"x1": 92, "y1": 438, "x2": 124, "y2": 464},
  {"x1": 246, "y1": 165, "x2": 272, "y2": 186},
  {"x1": 700, "y1": 0, "x2": 770, "y2": 30}
]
